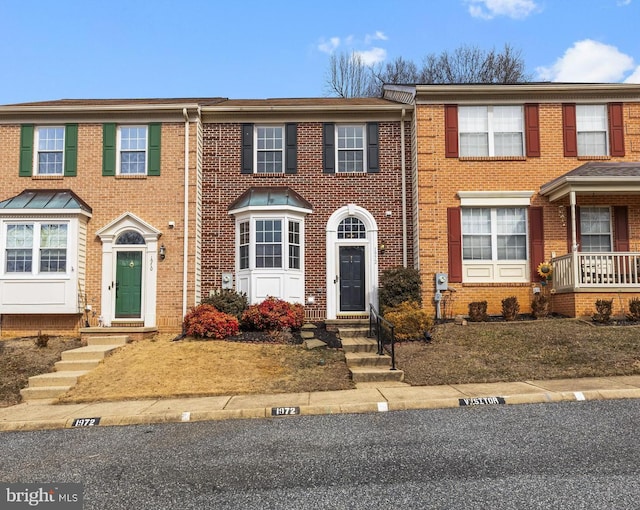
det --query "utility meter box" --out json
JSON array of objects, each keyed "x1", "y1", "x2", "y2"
[
  {"x1": 221, "y1": 272, "x2": 234, "y2": 290},
  {"x1": 435, "y1": 273, "x2": 448, "y2": 291}
]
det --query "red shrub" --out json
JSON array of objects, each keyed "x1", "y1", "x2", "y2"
[
  {"x1": 241, "y1": 297, "x2": 305, "y2": 331},
  {"x1": 183, "y1": 304, "x2": 239, "y2": 339}
]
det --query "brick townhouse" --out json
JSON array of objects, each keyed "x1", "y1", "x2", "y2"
[
  {"x1": 384, "y1": 83, "x2": 640, "y2": 318},
  {"x1": 200, "y1": 98, "x2": 413, "y2": 322},
  {"x1": 0, "y1": 98, "x2": 219, "y2": 336}
]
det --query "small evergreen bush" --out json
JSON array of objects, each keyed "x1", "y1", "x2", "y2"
[
  {"x1": 468, "y1": 301, "x2": 488, "y2": 322},
  {"x1": 378, "y1": 267, "x2": 422, "y2": 313},
  {"x1": 383, "y1": 301, "x2": 433, "y2": 341},
  {"x1": 241, "y1": 297, "x2": 305, "y2": 331},
  {"x1": 201, "y1": 289, "x2": 248, "y2": 320},
  {"x1": 501, "y1": 296, "x2": 520, "y2": 321},
  {"x1": 592, "y1": 299, "x2": 613, "y2": 324},
  {"x1": 531, "y1": 294, "x2": 550, "y2": 319},
  {"x1": 183, "y1": 304, "x2": 240, "y2": 339},
  {"x1": 627, "y1": 297, "x2": 640, "y2": 321}
]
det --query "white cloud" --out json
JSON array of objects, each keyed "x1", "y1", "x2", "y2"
[
  {"x1": 364, "y1": 31, "x2": 388, "y2": 44},
  {"x1": 467, "y1": 0, "x2": 538, "y2": 19},
  {"x1": 354, "y1": 47, "x2": 387, "y2": 66},
  {"x1": 624, "y1": 66, "x2": 640, "y2": 83},
  {"x1": 317, "y1": 37, "x2": 341, "y2": 54},
  {"x1": 617, "y1": 0, "x2": 631, "y2": 6},
  {"x1": 536, "y1": 39, "x2": 635, "y2": 82}
]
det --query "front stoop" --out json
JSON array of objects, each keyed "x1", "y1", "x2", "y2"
[
  {"x1": 338, "y1": 328, "x2": 404, "y2": 383},
  {"x1": 20, "y1": 337, "x2": 130, "y2": 403}
]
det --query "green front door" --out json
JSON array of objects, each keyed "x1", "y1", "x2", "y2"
[{"x1": 115, "y1": 251, "x2": 142, "y2": 318}]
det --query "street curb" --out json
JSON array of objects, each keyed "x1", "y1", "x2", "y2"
[{"x1": 1, "y1": 387, "x2": 640, "y2": 433}]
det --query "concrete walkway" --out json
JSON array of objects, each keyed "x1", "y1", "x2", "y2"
[{"x1": 2, "y1": 375, "x2": 640, "y2": 432}]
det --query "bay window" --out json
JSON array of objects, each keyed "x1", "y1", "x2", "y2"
[{"x1": 5, "y1": 222, "x2": 68, "y2": 274}]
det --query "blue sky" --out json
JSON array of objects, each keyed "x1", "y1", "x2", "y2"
[{"x1": 1, "y1": 0, "x2": 639, "y2": 103}]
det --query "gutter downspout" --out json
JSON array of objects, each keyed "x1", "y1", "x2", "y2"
[
  {"x1": 182, "y1": 108, "x2": 190, "y2": 319},
  {"x1": 401, "y1": 108, "x2": 408, "y2": 267}
]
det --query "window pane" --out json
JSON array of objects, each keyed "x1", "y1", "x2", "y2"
[
  {"x1": 577, "y1": 132, "x2": 607, "y2": 156},
  {"x1": 337, "y1": 126, "x2": 364, "y2": 149},
  {"x1": 497, "y1": 235, "x2": 526, "y2": 260},
  {"x1": 338, "y1": 150, "x2": 364, "y2": 172},
  {"x1": 337, "y1": 217, "x2": 366, "y2": 239},
  {"x1": 6, "y1": 249, "x2": 32, "y2": 273},
  {"x1": 255, "y1": 219, "x2": 282, "y2": 268},
  {"x1": 462, "y1": 209, "x2": 490, "y2": 234},
  {"x1": 576, "y1": 105, "x2": 607, "y2": 131},
  {"x1": 256, "y1": 151, "x2": 283, "y2": 173},
  {"x1": 115, "y1": 230, "x2": 145, "y2": 245},
  {"x1": 462, "y1": 235, "x2": 491, "y2": 260},
  {"x1": 289, "y1": 221, "x2": 300, "y2": 269},
  {"x1": 459, "y1": 107, "x2": 488, "y2": 132},
  {"x1": 492, "y1": 106, "x2": 522, "y2": 132},
  {"x1": 496, "y1": 208, "x2": 526, "y2": 234},
  {"x1": 494, "y1": 133, "x2": 524, "y2": 156},
  {"x1": 239, "y1": 221, "x2": 250, "y2": 269},
  {"x1": 460, "y1": 133, "x2": 489, "y2": 157},
  {"x1": 121, "y1": 152, "x2": 146, "y2": 174},
  {"x1": 580, "y1": 207, "x2": 611, "y2": 252},
  {"x1": 7, "y1": 224, "x2": 34, "y2": 248}
]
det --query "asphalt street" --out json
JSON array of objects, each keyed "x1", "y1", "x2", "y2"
[{"x1": 1, "y1": 399, "x2": 639, "y2": 509}]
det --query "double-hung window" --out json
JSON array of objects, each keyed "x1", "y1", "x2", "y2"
[
  {"x1": 462, "y1": 208, "x2": 527, "y2": 261},
  {"x1": 459, "y1": 106, "x2": 524, "y2": 157},
  {"x1": 35, "y1": 127, "x2": 65, "y2": 175},
  {"x1": 256, "y1": 126, "x2": 284, "y2": 174},
  {"x1": 576, "y1": 105, "x2": 608, "y2": 156},
  {"x1": 119, "y1": 126, "x2": 148, "y2": 174},
  {"x1": 256, "y1": 219, "x2": 283, "y2": 268},
  {"x1": 337, "y1": 125, "x2": 365, "y2": 172},
  {"x1": 580, "y1": 207, "x2": 612, "y2": 252},
  {"x1": 5, "y1": 222, "x2": 68, "y2": 274}
]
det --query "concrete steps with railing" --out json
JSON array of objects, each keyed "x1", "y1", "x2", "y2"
[
  {"x1": 20, "y1": 335, "x2": 130, "y2": 402},
  {"x1": 338, "y1": 327, "x2": 404, "y2": 384}
]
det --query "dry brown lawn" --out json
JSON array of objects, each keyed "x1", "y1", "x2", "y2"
[
  {"x1": 58, "y1": 335, "x2": 354, "y2": 403},
  {"x1": 397, "y1": 318, "x2": 640, "y2": 386}
]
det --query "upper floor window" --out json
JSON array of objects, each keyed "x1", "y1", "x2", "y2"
[
  {"x1": 256, "y1": 126, "x2": 284, "y2": 173},
  {"x1": 580, "y1": 207, "x2": 612, "y2": 252},
  {"x1": 337, "y1": 125, "x2": 365, "y2": 172},
  {"x1": 35, "y1": 127, "x2": 64, "y2": 175},
  {"x1": 462, "y1": 207, "x2": 527, "y2": 261},
  {"x1": 5, "y1": 222, "x2": 68, "y2": 274},
  {"x1": 118, "y1": 126, "x2": 148, "y2": 175},
  {"x1": 576, "y1": 105, "x2": 607, "y2": 156},
  {"x1": 459, "y1": 106, "x2": 524, "y2": 157}
]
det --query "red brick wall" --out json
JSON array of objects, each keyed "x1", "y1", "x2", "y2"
[
  {"x1": 415, "y1": 101, "x2": 640, "y2": 317},
  {"x1": 201, "y1": 121, "x2": 413, "y2": 319}
]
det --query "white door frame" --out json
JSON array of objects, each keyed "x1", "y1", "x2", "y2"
[{"x1": 326, "y1": 204, "x2": 378, "y2": 320}]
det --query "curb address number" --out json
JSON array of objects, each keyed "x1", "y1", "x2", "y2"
[
  {"x1": 72, "y1": 417, "x2": 101, "y2": 427},
  {"x1": 271, "y1": 407, "x2": 300, "y2": 416}
]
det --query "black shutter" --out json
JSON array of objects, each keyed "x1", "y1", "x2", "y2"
[
  {"x1": 241, "y1": 123, "x2": 253, "y2": 174},
  {"x1": 367, "y1": 122, "x2": 379, "y2": 173},
  {"x1": 285, "y1": 123, "x2": 297, "y2": 174},
  {"x1": 323, "y1": 123, "x2": 335, "y2": 173}
]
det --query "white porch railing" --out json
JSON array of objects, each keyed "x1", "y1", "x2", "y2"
[{"x1": 552, "y1": 252, "x2": 640, "y2": 291}]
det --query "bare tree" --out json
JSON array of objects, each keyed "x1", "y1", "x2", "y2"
[{"x1": 324, "y1": 44, "x2": 532, "y2": 97}]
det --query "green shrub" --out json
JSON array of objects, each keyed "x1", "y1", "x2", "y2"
[
  {"x1": 592, "y1": 299, "x2": 613, "y2": 324},
  {"x1": 531, "y1": 294, "x2": 550, "y2": 319},
  {"x1": 383, "y1": 301, "x2": 433, "y2": 341},
  {"x1": 183, "y1": 304, "x2": 239, "y2": 339},
  {"x1": 241, "y1": 297, "x2": 305, "y2": 331},
  {"x1": 627, "y1": 297, "x2": 640, "y2": 321},
  {"x1": 202, "y1": 289, "x2": 248, "y2": 320},
  {"x1": 468, "y1": 301, "x2": 488, "y2": 322},
  {"x1": 378, "y1": 266, "x2": 422, "y2": 313},
  {"x1": 501, "y1": 296, "x2": 520, "y2": 321}
]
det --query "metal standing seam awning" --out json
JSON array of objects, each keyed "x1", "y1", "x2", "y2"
[
  {"x1": 0, "y1": 189, "x2": 92, "y2": 215},
  {"x1": 228, "y1": 187, "x2": 313, "y2": 214}
]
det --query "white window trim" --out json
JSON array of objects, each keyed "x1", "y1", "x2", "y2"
[
  {"x1": 458, "y1": 191, "x2": 534, "y2": 207},
  {"x1": 254, "y1": 124, "x2": 285, "y2": 174},
  {"x1": 1, "y1": 219, "x2": 72, "y2": 278},
  {"x1": 33, "y1": 126, "x2": 65, "y2": 176},
  {"x1": 117, "y1": 125, "x2": 148, "y2": 175},
  {"x1": 576, "y1": 104, "x2": 609, "y2": 157},
  {"x1": 458, "y1": 105, "x2": 524, "y2": 157},
  {"x1": 335, "y1": 124, "x2": 367, "y2": 173}
]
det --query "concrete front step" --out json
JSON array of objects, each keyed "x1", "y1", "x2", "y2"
[
  {"x1": 27, "y1": 371, "x2": 89, "y2": 388},
  {"x1": 337, "y1": 327, "x2": 370, "y2": 338},
  {"x1": 349, "y1": 366, "x2": 405, "y2": 383},
  {"x1": 20, "y1": 386, "x2": 73, "y2": 401},
  {"x1": 85, "y1": 335, "x2": 130, "y2": 346},
  {"x1": 341, "y1": 337, "x2": 378, "y2": 353},
  {"x1": 55, "y1": 359, "x2": 101, "y2": 372},
  {"x1": 61, "y1": 344, "x2": 121, "y2": 361},
  {"x1": 345, "y1": 351, "x2": 392, "y2": 367}
]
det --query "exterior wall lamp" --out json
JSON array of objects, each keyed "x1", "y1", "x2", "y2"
[{"x1": 159, "y1": 244, "x2": 166, "y2": 260}]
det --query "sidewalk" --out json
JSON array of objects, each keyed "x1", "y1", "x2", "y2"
[{"x1": 2, "y1": 375, "x2": 640, "y2": 432}]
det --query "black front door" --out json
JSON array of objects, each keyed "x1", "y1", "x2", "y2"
[{"x1": 339, "y1": 246, "x2": 365, "y2": 312}]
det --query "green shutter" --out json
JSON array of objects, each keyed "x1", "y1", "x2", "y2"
[
  {"x1": 102, "y1": 123, "x2": 116, "y2": 176},
  {"x1": 64, "y1": 124, "x2": 78, "y2": 176},
  {"x1": 148, "y1": 123, "x2": 161, "y2": 176},
  {"x1": 19, "y1": 125, "x2": 34, "y2": 177}
]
